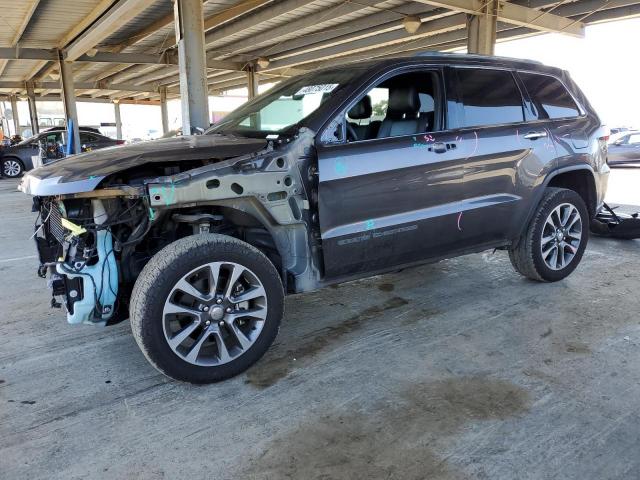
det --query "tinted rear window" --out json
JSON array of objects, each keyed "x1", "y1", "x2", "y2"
[
  {"x1": 456, "y1": 69, "x2": 525, "y2": 127},
  {"x1": 519, "y1": 72, "x2": 580, "y2": 119}
]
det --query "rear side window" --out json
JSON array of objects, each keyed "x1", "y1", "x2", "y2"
[
  {"x1": 519, "y1": 72, "x2": 580, "y2": 119},
  {"x1": 456, "y1": 69, "x2": 524, "y2": 128}
]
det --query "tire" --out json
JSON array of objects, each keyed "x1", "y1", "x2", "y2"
[
  {"x1": 2, "y1": 157, "x2": 23, "y2": 178},
  {"x1": 130, "y1": 234, "x2": 284, "y2": 383},
  {"x1": 509, "y1": 187, "x2": 589, "y2": 282}
]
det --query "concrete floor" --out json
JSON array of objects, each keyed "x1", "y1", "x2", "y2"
[{"x1": 1, "y1": 168, "x2": 639, "y2": 480}]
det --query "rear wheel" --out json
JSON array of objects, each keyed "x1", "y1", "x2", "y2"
[
  {"x1": 130, "y1": 234, "x2": 284, "y2": 383},
  {"x1": 509, "y1": 187, "x2": 589, "y2": 282},
  {"x1": 2, "y1": 158, "x2": 23, "y2": 177}
]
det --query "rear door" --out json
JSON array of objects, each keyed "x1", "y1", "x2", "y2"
[
  {"x1": 446, "y1": 66, "x2": 557, "y2": 245},
  {"x1": 316, "y1": 67, "x2": 470, "y2": 279}
]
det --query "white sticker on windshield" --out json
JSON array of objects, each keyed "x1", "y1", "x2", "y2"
[{"x1": 294, "y1": 84, "x2": 339, "y2": 96}]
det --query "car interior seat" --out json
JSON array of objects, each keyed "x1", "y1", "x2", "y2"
[
  {"x1": 377, "y1": 86, "x2": 429, "y2": 138},
  {"x1": 347, "y1": 95, "x2": 373, "y2": 140}
]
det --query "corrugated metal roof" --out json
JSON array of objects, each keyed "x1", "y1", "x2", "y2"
[{"x1": 0, "y1": 0, "x2": 637, "y2": 99}]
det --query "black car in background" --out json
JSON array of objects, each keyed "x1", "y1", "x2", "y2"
[
  {"x1": 1, "y1": 127, "x2": 123, "y2": 178},
  {"x1": 608, "y1": 131, "x2": 640, "y2": 166}
]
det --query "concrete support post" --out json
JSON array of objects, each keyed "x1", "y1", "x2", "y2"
[
  {"x1": 467, "y1": 0, "x2": 498, "y2": 55},
  {"x1": 25, "y1": 82, "x2": 39, "y2": 135},
  {"x1": 10, "y1": 94, "x2": 19, "y2": 136},
  {"x1": 246, "y1": 65, "x2": 258, "y2": 100},
  {"x1": 58, "y1": 51, "x2": 81, "y2": 154},
  {"x1": 159, "y1": 87, "x2": 169, "y2": 134},
  {"x1": 174, "y1": 0, "x2": 210, "y2": 134},
  {"x1": 113, "y1": 101, "x2": 123, "y2": 140}
]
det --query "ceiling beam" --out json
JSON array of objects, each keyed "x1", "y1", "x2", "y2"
[
  {"x1": 204, "y1": 0, "x2": 311, "y2": 48},
  {"x1": 0, "y1": 0, "x2": 41, "y2": 76},
  {"x1": 210, "y1": 0, "x2": 433, "y2": 59},
  {"x1": 411, "y1": 0, "x2": 585, "y2": 36},
  {"x1": 0, "y1": 48, "x2": 242, "y2": 70},
  {"x1": 263, "y1": 14, "x2": 467, "y2": 70},
  {"x1": 65, "y1": 0, "x2": 157, "y2": 61},
  {"x1": 0, "y1": 80, "x2": 159, "y2": 94}
]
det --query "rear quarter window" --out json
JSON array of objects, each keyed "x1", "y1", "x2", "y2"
[
  {"x1": 455, "y1": 68, "x2": 525, "y2": 128},
  {"x1": 519, "y1": 72, "x2": 581, "y2": 119}
]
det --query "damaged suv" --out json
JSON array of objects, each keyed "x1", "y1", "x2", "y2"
[{"x1": 20, "y1": 54, "x2": 609, "y2": 383}]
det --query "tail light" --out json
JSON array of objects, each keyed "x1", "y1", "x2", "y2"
[{"x1": 116, "y1": 140, "x2": 125, "y2": 145}]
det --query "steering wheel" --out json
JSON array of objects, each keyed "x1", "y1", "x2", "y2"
[{"x1": 346, "y1": 123, "x2": 358, "y2": 142}]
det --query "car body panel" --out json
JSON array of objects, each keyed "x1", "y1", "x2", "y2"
[{"x1": 19, "y1": 134, "x2": 268, "y2": 195}]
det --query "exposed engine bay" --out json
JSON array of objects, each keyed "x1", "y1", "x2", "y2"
[{"x1": 27, "y1": 130, "x2": 321, "y2": 326}]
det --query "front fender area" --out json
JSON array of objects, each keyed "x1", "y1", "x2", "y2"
[{"x1": 145, "y1": 129, "x2": 323, "y2": 293}]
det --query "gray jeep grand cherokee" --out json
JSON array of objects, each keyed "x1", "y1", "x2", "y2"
[{"x1": 20, "y1": 53, "x2": 609, "y2": 383}]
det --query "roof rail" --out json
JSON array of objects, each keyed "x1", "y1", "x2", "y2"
[{"x1": 413, "y1": 51, "x2": 543, "y2": 65}]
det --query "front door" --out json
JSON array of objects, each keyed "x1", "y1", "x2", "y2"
[{"x1": 317, "y1": 68, "x2": 470, "y2": 279}]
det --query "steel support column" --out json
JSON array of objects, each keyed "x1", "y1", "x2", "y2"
[
  {"x1": 159, "y1": 86, "x2": 169, "y2": 134},
  {"x1": 25, "y1": 82, "x2": 39, "y2": 135},
  {"x1": 246, "y1": 65, "x2": 258, "y2": 99},
  {"x1": 10, "y1": 94, "x2": 19, "y2": 136},
  {"x1": 114, "y1": 101, "x2": 123, "y2": 140},
  {"x1": 58, "y1": 51, "x2": 81, "y2": 154},
  {"x1": 174, "y1": 0, "x2": 209, "y2": 133},
  {"x1": 467, "y1": 0, "x2": 498, "y2": 55}
]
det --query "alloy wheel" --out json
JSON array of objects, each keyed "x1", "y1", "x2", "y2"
[
  {"x1": 540, "y1": 202, "x2": 582, "y2": 271},
  {"x1": 162, "y1": 261, "x2": 268, "y2": 366},
  {"x1": 3, "y1": 160, "x2": 21, "y2": 177}
]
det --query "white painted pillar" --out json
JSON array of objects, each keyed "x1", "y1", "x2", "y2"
[
  {"x1": 26, "y1": 82, "x2": 39, "y2": 135},
  {"x1": 246, "y1": 65, "x2": 258, "y2": 100},
  {"x1": 58, "y1": 51, "x2": 81, "y2": 154},
  {"x1": 160, "y1": 87, "x2": 169, "y2": 134},
  {"x1": 467, "y1": 0, "x2": 498, "y2": 55},
  {"x1": 10, "y1": 94, "x2": 19, "y2": 136},
  {"x1": 113, "y1": 101, "x2": 123, "y2": 140},
  {"x1": 174, "y1": 0, "x2": 210, "y2": 134}
]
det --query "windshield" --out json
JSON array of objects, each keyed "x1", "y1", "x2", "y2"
[{"x1": 208, "y1": 67, "x2": 367, "y2": 138}]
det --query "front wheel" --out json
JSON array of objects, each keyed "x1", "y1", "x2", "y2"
[
  {"x1": 130, "y1": 234, "x2": 284, "y2": 383},
  {"x1": 509, "y1": 187, "x2": 589, "y2": 282}
]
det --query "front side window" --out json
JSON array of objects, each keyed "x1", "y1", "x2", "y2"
[
  {"x1": 519, "y1": 72, "x2": 580, "y2": 119},
  {"x1": 207, "y1": 67, "x2": 368, "y2": 138},
  {"x1": 456, "y1": 69, "x2": 525, "y2": 128},
  {"x1": 344, "y1": 70, "x2": 441, "y2": 142}
]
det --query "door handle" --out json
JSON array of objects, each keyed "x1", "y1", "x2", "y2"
[
  {"x1": 523, "y1": 131, "x2": 548, "y2": 140},
  {"x1": 432, "y1": 142, "x2": 447, "y2": 153}
]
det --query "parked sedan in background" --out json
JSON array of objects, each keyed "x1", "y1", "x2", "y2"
[
  {"x1": 608, "y1": 131, "x2": 640, "y2": 166},
  {"x1": 1, "y1": 128, "x2": 124, "y2": 177}
]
